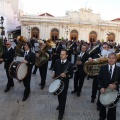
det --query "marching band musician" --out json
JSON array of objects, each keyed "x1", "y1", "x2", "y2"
[
  {"x1": 52, "y1": 49, "x2": 73, "y2": 120},
  {"x1": 21, "y1": 42, "x2": 35, "y2": 101},
  {"x1": 0, "y1": 42, "x2": 15, "y2": 92},
  {"x1": 66, "y1": 41, "x2": 73, "y2": 62},
  {"x1": 49, "y1": 42, "x2": 63, "y2": 70},
  {"x1": 89, "y1": 43, "x2": 111, "y2": 109},
  {"x1": 32, "y1": 42, "x2": 49, "y2": 90},
  {"x1": 97, "y1": 53, "x2": 120, "y2": 120},
  {"x1": 71, "y1": 44, "x2": 90, "y2": 97}
]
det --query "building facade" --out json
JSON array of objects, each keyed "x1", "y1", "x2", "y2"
[{"x1": 21, "y1": 8, "x2": 120, "y2": 43}]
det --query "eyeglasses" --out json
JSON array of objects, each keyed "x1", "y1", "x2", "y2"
[{"x1": 6, "y1": 44, "x2": 10, "y2": 45}]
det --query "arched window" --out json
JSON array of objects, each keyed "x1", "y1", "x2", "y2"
[
  {"x1": 70, "y1": 30, "x2": 78, "y2": 40},
  {"x1": 31, "y1": 27, "x2": 39, "y2": 39},
  {"x1": 107, "y1": 32, "x2": 115, "y2": 42},
  {"x1": 51, "y1": 28, "x2": 59, "y2": 41},
  {"x1": 89, "y1": 31, "x2": 97, "y2": 42}
]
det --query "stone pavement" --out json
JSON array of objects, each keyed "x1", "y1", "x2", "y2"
[{"x1": 0, "y1": 62, "x2": 120, "y2": 120}]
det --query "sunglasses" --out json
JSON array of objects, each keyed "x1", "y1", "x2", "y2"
[{"x1": 6, "y1": 44, "x2": 10, "y2": 45}]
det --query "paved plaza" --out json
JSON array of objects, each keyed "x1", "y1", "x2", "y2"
[{"x1": 0, "y1": 61, "x2": 120, "y2": 120}]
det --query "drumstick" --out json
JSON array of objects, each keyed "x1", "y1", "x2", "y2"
[{"x1": 54, "y1": 71, "x2": 68, "y2": 80}]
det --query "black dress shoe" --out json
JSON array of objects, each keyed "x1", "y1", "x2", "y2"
[
  {"x1": 71, "y1": 90, "x2": 77, "y2": 94},
  {"x1": 91, "y1": 99, "x2": 95, "y2": 103},
  {"x1": 41, "y1": 86, "x2": 44, "y2": 90},
  {"x1": 10, "y1": 85, "x2": 14, "y2": 87},
  {"x1": 77, "y1": 93, "x2": 80, "y2": 97},
  {"x1": 58, "y1": 115, "x2": 63, "y2": 120},
  {"x1": 22, "y1": 95, "x2": 29, "y2": 101},
  {"x1": 4, "y1": 88, "x2": 10, "y2": 92},
  {"x1": 56, "y1": 106, "x2": 59, "y2": 110},
  {"x1": 97, "y1": 106, "x2": 100, "y2": 111}
]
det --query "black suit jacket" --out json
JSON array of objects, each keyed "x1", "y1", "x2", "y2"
[
  {"x1": 53, "y1": 59, "x2": 73, "y2": 80},
  {"x1": 2, "y1": 47, "x2": 15, "y2": 69},
  {"x1": 98, "y1": 64, "x2": 120, "y2": 91},
  {"x1": 76, "y1": 52, "x2": 90, "y2": 76},
  {"x1": 22, "y1": 51, "x2": 35, "y2": 71}
]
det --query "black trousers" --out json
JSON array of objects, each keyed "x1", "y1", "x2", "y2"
[
  {"x1": 23, "y1": 70, "x2": 32, "y2": 97},
  {"x1": 32, "y1": 62, "x2": 48, "y2": 86},
  {"x1": 6, "y1": 69, "x2": 14, "y2": 88},
  {"x1": 58, "y1": 80, "x2": 69, "y2": 116},
  {"x1": 91, "y1": 76, "x2": 99, "y2": 99},
  {"x1": 73, "y1": 71, "x2": 85, "y2": 94},
  {"x1": 99, "y1": 102, "x2": 116, "y2": 120}
]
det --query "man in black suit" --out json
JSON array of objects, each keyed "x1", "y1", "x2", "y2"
[
  {"x1": 97, "y1": 53, "x2": 120, "y2": 120},
  {"x1": 89, "y1": 43, "x2": 111, "y2": 110},
  {"x1": 32, "y1": 43, "x2": 49, "y2": 89},
  {"x1": 0, "y1": 42, "x2": 15, "y2": 92},
  {"x1": 49, "y1": 42, "x2": 62, "y2": 70},
  {"x1": 52, "y1": 49, "x2": 73, "y2": 120},
  {"x1": 71, "y1": 44, "x2": 90, "y2": 97},
  {"x1": 22, "y1": 42, "x2": 35, "y2": 101}
]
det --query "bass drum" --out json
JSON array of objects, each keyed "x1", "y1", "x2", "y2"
[
  {"x1": 49, "y1": 79, "x2": 64, "y2": 95},
  {"x1": 100, "y1": 88, "x2": 120, "y2": 108},
  {"x1": 9, "y1": 61, "x2": 28, "y2": 80}
]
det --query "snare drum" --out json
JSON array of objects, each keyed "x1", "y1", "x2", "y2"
[
  {"x1": 49, "y1": 79, "x2": 64, "y2": 95},
  {"x1": 9, "y1": 61, "x2": 28, "y2": 80},
  {"x1": 100, "y1": 88, "x2": 120, "y2": 108}
]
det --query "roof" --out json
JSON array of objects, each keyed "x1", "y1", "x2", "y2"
[
  {"x1": 111, "y1": 18, "x2": 120, "y2": 21},
  {"x1": 39, "y1": 12, "x2": 54, "y2": 17}
]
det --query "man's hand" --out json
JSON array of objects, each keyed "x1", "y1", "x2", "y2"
[
  {"x1": 76, "y1": 61, "x2": 82, "y2": 65},
  {"x1": 0, "y1": 58, "x2": 3, "y2": 62},
  {"x1": 22, "y1": 60, "x2": 28, "y2": 63},
  {"x1": 88, "y1": 57, "x2": 93, "y2": 62},
  {"x1": 108, "y1": 84, "x2": 116, "y2": 90},
  {"x1": 52, "y1": 72, "x2": 55, "y2": 78},
  {"x1": 36, "y1": 53, "x2": 39, "y2": 58},
  {"x1": 100, "y1": 88, "x2": 106, "y2": 93},
  {"x1": 60, "y1": 73, "x2": 66, "y2": 77}
]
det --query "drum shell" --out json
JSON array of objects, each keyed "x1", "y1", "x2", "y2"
[
  {"x1": 53, "y1": 81, "x2": 64, "y2": 95},
  {"x1": 9, "y1": 61, "x2": 28, "y2": 80},
  {"x1": 100, "y1": 88, "x2": 120, "y2": 108},
  {"x1": 49, "y1": 80, "x2": 64, "y2": 95}
]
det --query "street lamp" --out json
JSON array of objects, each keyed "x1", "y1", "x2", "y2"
[
  {"x1": 65, "y1": 27, "x2": 70, "y2": 40},
  {"x1": 0, "y1": 16, "x2": 5, "y2": 53},
  {"x1": 27, "y1": 26, "x2": 31, "y2": 41}
]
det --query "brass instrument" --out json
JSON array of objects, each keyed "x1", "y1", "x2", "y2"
[
  {"x1": 84, "y1": 53, "x2": 120, "y2": 76},
  {"x1": 89, "y1": 44, "x2": 100, "y2": 56},
  {"x1": 35, "y1": 39, "x2": 56, "y2": 67},
  {"x1": 15, "y1": 36, "x2": 27, "y2": 56}
]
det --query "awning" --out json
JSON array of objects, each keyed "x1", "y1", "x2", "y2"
[{"x1": 7, "y1": 26, "x2": 21, "y2": 33}]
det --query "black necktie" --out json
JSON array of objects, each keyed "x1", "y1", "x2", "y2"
[
  {"x1": 25, "y1": 52, "x2": 28, "y2": 59},
  {"x1": 61, "y1": 61, "x2": 64, "y2": 64},
  {"x1": 109, "y1": 66, "x2": 112, "y2": 79}
]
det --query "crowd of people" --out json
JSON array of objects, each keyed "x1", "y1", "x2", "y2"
[{"x1": 0, "y1": 37, "x2": 120, "y2": 120}]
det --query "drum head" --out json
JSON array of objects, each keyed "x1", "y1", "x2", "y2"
[
  {"x1": 100, "y1": 88, "x2": 118, "y2": 105},
  {"x1": 17, "y1": 63, "x2": 28, "y2": 80},
  {"x1": 49, "y1": 79, "x2": 61, "y2": 93}
]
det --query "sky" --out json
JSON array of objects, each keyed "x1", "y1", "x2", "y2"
[{"x1": 20, "y1": 0, "x2": 120, "y2": 20}]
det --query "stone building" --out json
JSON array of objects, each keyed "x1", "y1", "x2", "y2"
[{"x1": 21, "y1": 8, "x2": 120, "y2": 43}]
